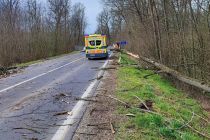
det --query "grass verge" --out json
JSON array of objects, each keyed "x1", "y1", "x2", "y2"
[{"x1": 115, "y1": 53, "x2": 210, "y2": 140}]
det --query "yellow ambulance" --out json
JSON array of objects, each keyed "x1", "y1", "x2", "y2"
[{"x1": 84, "y1": 34, "x2": 108, "y2": 59}]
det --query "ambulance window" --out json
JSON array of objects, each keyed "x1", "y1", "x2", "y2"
[
  {"x1": 89, "y1": 41, "x2": 95, "y2": 46},
  {"x1": 96, "y1": 40, "x2": 101, "y2": 45}
]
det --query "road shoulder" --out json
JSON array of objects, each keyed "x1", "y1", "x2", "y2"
[
  {"x1": 73, "y1": 52, "x2": 210, "y2": 140},
  {"x1": 73, "y1": 52, "x2": 122, "y2": 140}
]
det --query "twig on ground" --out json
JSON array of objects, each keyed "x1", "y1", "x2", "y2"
[
  {"x1": 87, "y1": 122, "x2": 109, "y2": 126},
  {"x1": 133, "y1": 95, "x2": 150, "y2": 110},
  {"x1": 89, "y1": 75, "x2": 103, "y2": 81},
  {"x1": 97, "y1": 75, "x2": 104, "y2": 80},
  {"x1": 76, "y1": 132, "x2": 97, "y2": 135},
  {"x1": 53, "y1": 111, "x2": 72, "y2": 116},
  {"x1": 52, "y1": 123, "x2": 75, "y2": 127},
  {"x1": 174, "y1": 112, "x2": 195, "y2": 130},
  {"x1": 105, "y1": 95, "x2": 130, "y2": 108},
  {"x1": 106, "y1": 91, "x2": 210, "y2": 139},
  {"x1": 110, "y1": 121, "x2": 115, "y2": 134},
  {"x1": 126, "y1": 113, "x2": 136, "y2": 117},
  {"x1": 105, "y1": 95, "x2": 158, "y2": 115},
  {"x1": 186, "y1": 124, "x2": 210, "y2": 139},
  {"x1": 75, "y1": 97, "x2": 98, "y2": 102},
  {"x1": 194, "y1": 112, "x2": 210, "y2": 124},
  {"x1": 89, "y1": 108, "x2": 96, "y2": 116}
]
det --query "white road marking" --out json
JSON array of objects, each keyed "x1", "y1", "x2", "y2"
[
  {"x1": 0, "y1": 57, "x2": 84, "y2": 93},
  {"x1": 51, "y1": 54, "x2": 112, "y2": 140}
]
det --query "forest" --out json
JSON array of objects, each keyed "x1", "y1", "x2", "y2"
[
  {"x1": 96, "y1": 0, "x2": 210, "y2": 84},
  {"x1": 0, "y1": 0, "x2": 86, "y2": 67}
]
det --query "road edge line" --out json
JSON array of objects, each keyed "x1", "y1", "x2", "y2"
[
  {"x1": 51, "y1": 55, "x2": 112, "y2": 140},
  {"x1": 0, "y1": 57, "x2": 84, "y2": 93}
]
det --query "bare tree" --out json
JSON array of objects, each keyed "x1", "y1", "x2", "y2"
[
  {"x1": 70, "y1": 2, "x2": 87, "y2": 45},
  {"x1": 48, "y1": 0, "x2": 68, "y2": 54},
  {"x1": 0, "y1": 0, "x2": 87, "y2": 67},
  {"x1": 96, "y1": 9, "x2": 111, "y2": 43},
  {"x1": 0, "y1": 0, "x2": 21, "y2": 66},
  {"x1": 103, "y1": 0, "x2": 210, "y2": 84}
]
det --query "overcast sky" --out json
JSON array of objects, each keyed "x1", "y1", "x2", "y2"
[{"x1": 71, "y1": 0, "x2": 102, "y2": 34}]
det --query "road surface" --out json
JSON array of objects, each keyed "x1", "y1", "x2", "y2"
[{"x1": 0, "y1": 52, "x2": 111, "y2": 140}]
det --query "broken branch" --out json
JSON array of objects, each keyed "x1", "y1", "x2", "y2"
[
  {"x1": 133, "y1": 95, "x2": 150, "y2": 110},
  {"x1": 105, "y1": 95, "x2": 130, "y2": 108},
  {"x1": 126, "y1": 51, "x2": 210, "y2": 92},
  {"x1": 75, "y1": 97, "x2": 98, "y2": 102},
  {"x1": 87, "y1": 122, "x2": 109, "y2": 126},
  {"x1": 89, "y1": 75, "x2": 103, "y2": 81},
  {"x1": 109, "y1": 121, "x2": 115, "y2": 134},
  {"x1": 186, "y1": 124, "x2": 210, "y2": 139},
  {"x1": 53, "y1": 111, "x2": 72, "y2": 116},
  {"x1": 174, "y1": 112, "x2": 195, "y2": 130},
  {"x1": 13, "y1": 127, "x2": 40, "y2": 134},
  {"x1": 100, "y1": 67, "x2": 117, "y2": 70}
]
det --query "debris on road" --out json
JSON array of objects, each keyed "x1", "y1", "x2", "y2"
[
  {"x1": 61, "y1": 99, "x2": 70, "y2": 104},
  {"x1": 53, "y1": 111, "x2": 72, "y2": 116},
  {"x1": 0, "y1": 52, "x2": 112, "y2": 140},
  {"x1": 54, "y1": 92, "x2": 71, "y2": 100},
  {"x1": 89, "y1": 75, "x2": 103, "y2": 81},
  {"x1": 91, "y1": 67, "x2": 100, "y2": 70},
  {"x1": 13, "y1": 127, "x2": 40, "y2": 134}
]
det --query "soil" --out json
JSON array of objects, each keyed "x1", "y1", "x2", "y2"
[{"x1": 73, "y1": 52, "x2": 124, "y2": 140}]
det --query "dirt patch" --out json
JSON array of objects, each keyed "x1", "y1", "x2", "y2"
[{"x1": 73, "y1": 52, "x2": 124, "y2": 140}]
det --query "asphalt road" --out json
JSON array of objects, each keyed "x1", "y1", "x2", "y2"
[{"x1": 0, "y1": 52, "x2": 111, "y2": 140}]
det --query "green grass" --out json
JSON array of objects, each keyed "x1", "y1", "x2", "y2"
[
  {"x1": 115, "y1": 53, "x2": 210, "y2": 140},
  {"x1": 15, "y1": 51, "x2": 79, "y2": 67}
]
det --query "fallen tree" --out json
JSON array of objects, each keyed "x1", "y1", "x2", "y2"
[{"x1": 126, "y1": 52, "x2": 210, "y2": 93}]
